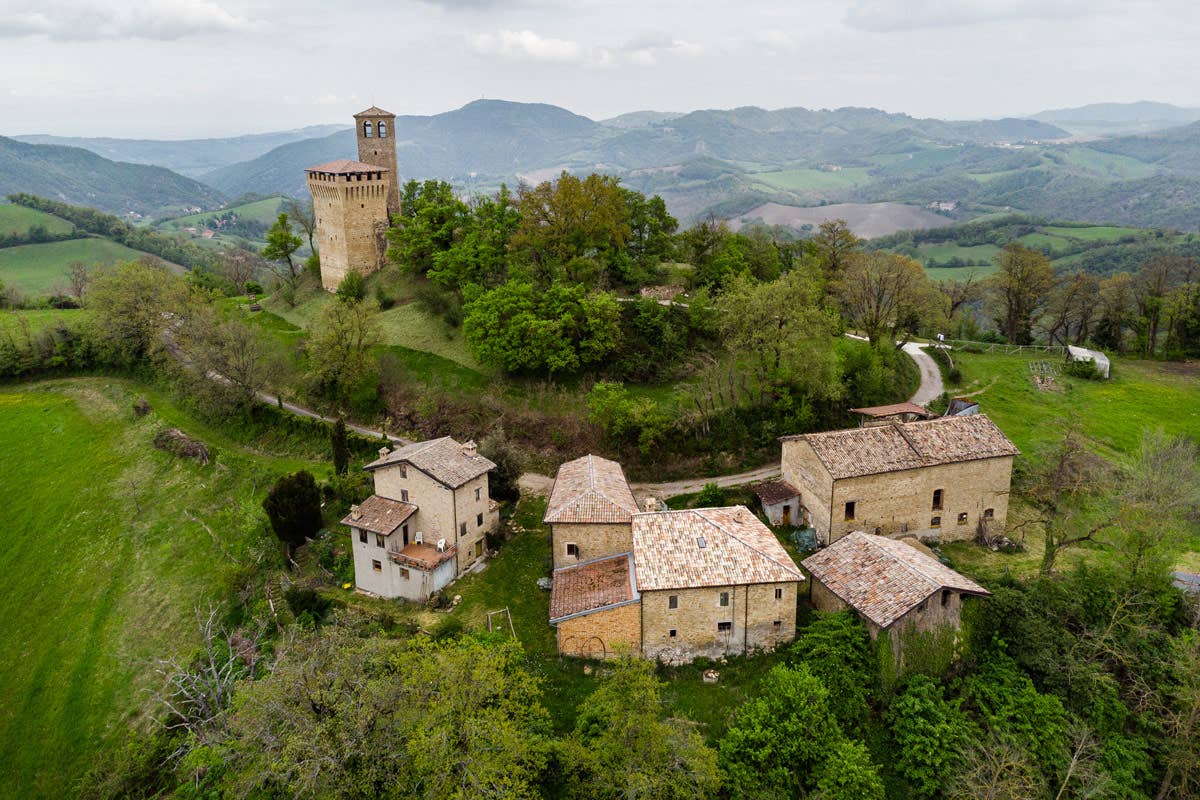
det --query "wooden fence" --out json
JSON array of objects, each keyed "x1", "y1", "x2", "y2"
[{"x1": 947, "y1": 340, "x2": 1067, "y2": 356}]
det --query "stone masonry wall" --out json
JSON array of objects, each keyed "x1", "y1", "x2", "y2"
[
  {"x1": 550, "y1": 522, "x2": 634, "y2": 569},
  {"x1": 641, "y1": 582, "x2": 798, "y2": 663},
  {"x1": 781, "y1": 440, "x2": 833, "y2": 536},
  {"x1": 308, "y1": 172, "x2": 389, "y2": 292},
  {"x1": 556, "y1": 602, "x2": 642, "y2": 659}
]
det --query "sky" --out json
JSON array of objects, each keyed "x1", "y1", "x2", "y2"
[{"x1": 1, "y1": 0, "x2": 1198, "y2": 138}]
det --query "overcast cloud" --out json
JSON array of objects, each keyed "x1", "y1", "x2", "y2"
[{"x1": 0, "y1": 0, "x2": 1196, "y2": 137}]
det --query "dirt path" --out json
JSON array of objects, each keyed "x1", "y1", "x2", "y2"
[{"x1": 254, "y1": 390, "x2": 410, "y2": 444}]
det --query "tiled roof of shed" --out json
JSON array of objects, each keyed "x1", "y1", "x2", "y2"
[
  {"x1": 850, "y1": 401, "x2": 934, "y2": 419},
  {"x1": 782, "y1": 414, "x2": 1018, "y2": 480},
  {"x1": 549, "y1": 553, "x2": 638, "y2": 621},
  {"x1": 544, "y1": 454, "x2": 640, "y2": 524},
  {"x1": 801, "y1": 532, "x2": 990, "y2": 629},
  {"x1": 364, "y1": 437, "x2": 495, "y2": 489},
  {"x1": 752, "y1": 480, "x2": 800, "y2": 506},
  {"x1": 305, "y1": 159, "x2": 388, "y2": 175},
  {"x1": 340, "y1": 494, "x2": 417, "y2": 535},
  {"x1": 632, "y1": 507, "x2": 804, "y2": 591}
]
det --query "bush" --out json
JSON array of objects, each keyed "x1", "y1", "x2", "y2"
[
  {"x1": 283, "y1": 586, "x2": 332, "y2": 623},
  {"x1": 335, "y1": 269, "x2": 366, "y2": 302},
  {"x1": 696, "y1": 482, "x2": 726, "y2": 507},
  {"x1": 1064, "y1": 358, "x2": 1102, "y2": 380}
]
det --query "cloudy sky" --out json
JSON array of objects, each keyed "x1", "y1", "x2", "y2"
[{"x1": 1, "y1": 0, "x2": 1197, "y2": 138}]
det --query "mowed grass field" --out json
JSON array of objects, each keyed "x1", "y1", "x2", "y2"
[
  {"x1": 751, "y1": 167, "x2": 872, "y2": 192},
  {"x1": 0, "y1": 378, "x2": 320, "y2": 799},
  {"x1": 0, "y1": 205, "x2": 74, "y2": 237},
  {"x1": 158, "y1": 196, "x2": 286, "y2": 231},
  {"x1": 0, "y1": 238, "x2": 160, "y2": 295}
]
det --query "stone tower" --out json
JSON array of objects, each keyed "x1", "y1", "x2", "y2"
[
  {"x1": 354, "y1": 106, "x2": 400, "y2": 219},
  {"x1": 305, "y1": 160, "x2": 390, "y2": 292}
]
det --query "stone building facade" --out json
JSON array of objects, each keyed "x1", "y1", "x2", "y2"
[
  {"x1": 305, "y1": 159, "x2": 389, "y2": 292},
  {"x1": 544, "y1": 454, "x2": 640, "y2": 569},
  {"x1": 354, "y1": 106, "x2": 401, "y2": 218},
  {"x1": 780, "y1": 414, "x2": 1019, "y2": 545},
  {"x1": 344, "y1": 436, "x2": 500, "y2": 600}
]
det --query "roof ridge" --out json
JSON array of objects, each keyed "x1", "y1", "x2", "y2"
[
  {"x1": 890, "y1": 422, "x2": 924, "y2": 459},
  {"x1": 696, "y1": 508, "x2": 803, "y2": 578},
  {"x1": 857, "y1": 533, "x2": 942, "y2": 591}
]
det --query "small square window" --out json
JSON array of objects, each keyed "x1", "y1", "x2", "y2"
[
  {"x1": 774, "y1": 587, "x2": 783, "y2": 600},
  {"x1": 566, "y1": 543, "x2": 579, "y2": 558},
  {"x1": 957, "y1": 512, "x2": 969, "y2": 525},
  {"x1": 400, "y1": 489, "x2": 409, "y2": 502},
  {"x1": 371, "y1": 559, "x2": 382, "y2": 572},
  {"x1": 717, "y1": 621, "x2": 732, "y2": 632},
  {"x1": 669, "y1": 629, "x2": 677, "y2": 638},
  {"x1": 669, "y1": 595, "x2": 678, "y2": 609},
  {"x1": 375, "y1": 533, "x2": 385, "y2": 548},
  {"x1": 477, "y1": 513, "x2": 484, "y2": 527},
  {"x1": 983, "y1": 508, "x2": 995, "y2": 519},
  {"x1": 719, "y1": 591, "x2": 729, "y2": 607},
  {"x1": 931, "y1": 516, "x2": 941, "y2": 528},
  {"x1": 399, "y1": 567, "x2": 410, "y2": 580},
  {"x1": 844, "y1": 501, "x2": 856, "y2": 521},
  {"x1": 358, "y1": 529, "x2": 367, "y2": 544}
]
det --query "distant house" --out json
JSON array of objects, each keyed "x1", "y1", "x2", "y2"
[
  {"x1": 1066, "y1": 345, "x2": 1111, "y2": 379},
  {"x1": 802, "y1": 531, "x2": 990, "y2": 660},
  {"x1": 780, "y1": 415, "x2": 1019, "y2": 544},
  {"x1": 343, "y1": 437, "x2": 500, "y2": 600},
  {"x1": 546, "y1": 455, "x2": 804, "y2": 662}
]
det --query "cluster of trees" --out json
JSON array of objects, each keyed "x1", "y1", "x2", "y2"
[
  {"x1": 7, "y1": 194, "x2": 219, "y2": 270},
  {"x1": 0, "y1": 222, "x2": 84, "y2": 249}
]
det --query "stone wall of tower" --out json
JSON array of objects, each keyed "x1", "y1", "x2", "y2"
[
  {"x1": 356, "y1": 114, "x2": 400, "y2": 218},
  {"x1": 306, "y1": 171, "x2": 390, "y2": 292}
]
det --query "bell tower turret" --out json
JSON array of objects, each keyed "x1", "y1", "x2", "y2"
[{"x1": 354, "y1": 106, "x2": 400, "y2": 219}]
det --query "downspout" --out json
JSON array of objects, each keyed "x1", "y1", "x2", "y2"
[
  {"x1": 451, "y1": 484, "x2": 459, "y2": 574},
  {"x1": 743, "y1": 584, "x2": 750, "y2": 655}
]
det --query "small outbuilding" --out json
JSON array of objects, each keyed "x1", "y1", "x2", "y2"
[
  {"x1": 1066, "y1": 345, "x2": 1111, "y2": 379},
  {"x1": 752, "y1": 480, "x2": 802, "y2": 526},
  {"x1": 850, "y1": 402, "x2": 934, "y2": 426}
]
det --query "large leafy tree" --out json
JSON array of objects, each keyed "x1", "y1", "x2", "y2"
[
  {"x1": 838, "y1": 251, "x2": 943, "y2": 347},
  {"x1": 813, "y1": 740, "x2": 885, "y2": 800},
  {"x1": 426, "y1": 186, "x2": 519, "y2": 293},
  {"x1": 560, "y1": 658, "x2": 719, "y2": 800},
  {"x1": 388, "y1": 179, "x2": 472, "y2": 277},
  {"x1": 987, "y1": 242, "x2": 1057, "y2": 344},
  {"x1": 887, "y1": 675, "x2": 978, "y2": 799},
  {"x1": 790, "y1": 611, "x2": 876, "y2": 735},
  {"x1": 262, "y1": 470, "x2": 323, "y2": 559},
  {"x1": 87, "y1": 259, "x2": 192, "y2": 365}
]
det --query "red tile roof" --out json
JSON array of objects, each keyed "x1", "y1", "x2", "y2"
[
  {"x1": 801, "y1": 532, "x2": 990, "y2": 629},
  {"x1": 632, "y1": 507, "x2": 803, "y2": 591},
  {"x1": 544, "y1": 454, "x2": 640, "y2": 524},
  {"x1": 850, "y1": 401, "x2": 934, "y2": 419},
  {"x1": 753, "y1": 480, "x2": 800, "y2": 506},
  {"x1": 305, "y1": 159, "x2": 389, "y2": 175},
  {"x1": 549, "y1": 553, "x2": 637, "y2": 621},
  {"x1": 340, "y1": 495, "x2": 417, "y2": 535},
  {"x1": 354, "y1": 106, "x2": 396, "y2": 117}
]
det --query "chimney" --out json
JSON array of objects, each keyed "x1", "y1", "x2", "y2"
[
  {"x1": 378, "y1": 446, "x2": 390, "y2": 459},
  {"x1": 350, "y1": 504, "x2": 361, "y2": 520},
  {"x1": 461, "y1": 440, "x2": 477, "y2": 457},
  {"x1": 644, "y1": 497, "x2": 658, "y2": 513}
]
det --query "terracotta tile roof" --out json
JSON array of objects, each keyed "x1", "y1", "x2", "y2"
[
  {"x1": 801, "y1": 532, "x2": 990, "y2": 629},
  {"x1": 390, "y1": 541, "x2": 456, "y2": 571},
  {"x1": 549, "y1": 553, "x2": 638, "y2": 621},
  {"x1": 753, "y1": 480, "x2": 800, "y2": 506},
  {"x1": 850, "y1": 401, "x2": 934, "y2": 419},
  {"x1": 782, "y1": 415, "x2": 1019, "y2": 480},
  {"x1": 354, "y1": 106, "x2": 395, "y2": 117},
  {"x1": 365, "y1": 437, "x2": 495, "y2": 489},
  {"x1": 544, "y1": 454, "x2": 640, "y2": 524},
  {"x1": 305, "y1": 159, "x2": 389, "y2": 175},
  {"x1": 631, "y1": 507, "x2": 804, "y2": 591},
  {"x1": 340, "y1": 494, "x2": 417, "y2": 535}
]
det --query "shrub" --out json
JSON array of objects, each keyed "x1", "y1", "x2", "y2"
[
  {"x1": 335, "y1": 269, "x2": 366, "y2": 302},
  {"x1": 1064, "y1": 358, "x2": 1102, "y2": 380},
  {"x1": 262, "y1": 471, "x2": 323, "y2": 559},
  {"x1": 696, "y1": 482, "x2": 727, "y2": 507},
  {"x1": 283, "y1": 586, "x2": 332, "y2": 623}
]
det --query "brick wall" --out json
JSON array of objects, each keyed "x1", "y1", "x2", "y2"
[
  {"x1": 550, "y1": 522, "x2": 633, "y2": 568},
  {"x1": 556, "y1": 602, "x2": 641, "y2": 659}
]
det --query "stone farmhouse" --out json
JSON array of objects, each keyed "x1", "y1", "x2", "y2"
[
  {"x1": 802, "y1": 531, "x2": 990, "y2": 660},
  {"x1": 779, "y1": 414, "x2": 1019, "y2": 545},
  {"x1": 545, "y1": 455, "x2": 804, "y2": 662},
  {"x1": 342, "y1": 436, "x2": 499, "y2": 600},
  {"x1": 305, "y1": 107, "x2": 400, "y2": 292}
]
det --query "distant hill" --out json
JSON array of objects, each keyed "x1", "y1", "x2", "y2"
[
  {"x1": 1031, "y1": 101, "x2": 1200, "y2": 136},
  {"x1": 599, "y1": 111, "x2": 684, "y2": 129},
  {"x1": 1085, "y1": 121, "x2": 1200, "y2": 176},
  {"x1": 0, "y1": 137, "x2": 224, "y2": 218},
  {"x1": 13, "y1": 125, "x2": 346, "y2": 178}
]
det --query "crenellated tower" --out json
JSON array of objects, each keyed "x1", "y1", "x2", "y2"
[{"x1": 304, "y1": 160, "x2": 390, "y2": 292}]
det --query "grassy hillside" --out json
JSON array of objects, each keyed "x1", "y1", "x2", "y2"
[
  {"x1": 158, "y1": 196, "x2": 286, "y2": 231},
  {"x1": 0, "y1": 137, "x2": 224, "y2": 219},
  {"x1": 0, "y1": 238, "x2": 174, "y2": 295},
  {"x1": 0, "y1": 378, "x2": 322, "y2": 799},
  {"x1": 0, "y1": 204, "x2": 74, "y2": 237}
]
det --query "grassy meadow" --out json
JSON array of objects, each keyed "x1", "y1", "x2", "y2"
[
  {"x1": 0, "y1": 378, "x2": 322, "y2": 798},
  {"x1": 0, "y1": 204, "x2": 74, "y2": 237},
  {"x1": 0, "y1": 238, "x2": 161, "y2": 295}
]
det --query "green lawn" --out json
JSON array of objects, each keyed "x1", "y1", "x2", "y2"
[
  {"x1": 1059, "y1": 148, "x2": 1159, "y2": 181},
  {"x1": 0, "y1": 204, "x2": 74, "y2": 237},
  {"x1": 376, "y1": 303, "x2": 482, "y2": 371},
  {"x1": 1, "y1": 308, "x2": 92, "y2": 336},
  {"x1": 1041, "y1": 224, "x2": 1144, "y2": 241},
  {"x1": 0, "y1": 378, "x2": 321, "y2": 799},
  {"x1": 0, "y1": 238, "x2": 162, "y2": 295},
  {"x1": 924, "y1": 264, "x2": 996, "y2": 282},
  {"x1": 1015, "y1": 231, "x2": 1075, "y2": 253}
]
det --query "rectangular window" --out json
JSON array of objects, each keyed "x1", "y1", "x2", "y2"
[
  {"x1": 399, "y1": 567, "x2": 410, "y2": 580},
  {"x1": 773, "y1": 620, "x2": 782, "y2": 629},
  {"x1": 941, "y1": 589, "x2": 951, "y2": 606},
  {"x1": 566, "y1": 543, "x2": 579, "y2": 558},
  {"x1": 931, "y1": 516, "x2": 942, "y2": 528},
  {"x1": 400, "y1": 489, "x2": 409, "y2": 502},
  {"x1": 459, "y1": 522, "x2": 467, "y2": 537},
  {"x1": 399, "y1": 465, "x2": 407, "y2": 478},
  {"x1": 475, "y1": 487, "x2": 481, "y2": 501},
  {"x1": 358, "y1": 529, "x2": 367, "y2": 544},
  {"x1": 371, "y1": 559, "x2": 382, "y2": 572},
  {"x1": 719, "y1": 591, "x2": 729, "y2": 607},
  {"x1": 375, "y1": 533, "x2": 385, "y2": 548},
  {"x1": 477, "y1": 513, "x2": 484, "y2": 527},
  {"x1": 774, "y1": 587, "x2": 783, "y2": 600},
  {"x1": 668, "y1": 595, "x2": 678, "y2": 609},
  {"x1": 983, "y1": 508, "x2": 995, "y2": 519},
  {"x1": 669, "y1": 629, "x2": 677, "y2": 638},
  {"x1": 717, "y1": 621, "x2": 732, "y2": 632},
  {"x1": 932, "y1": 489, "x2": 944, "y2": 511},
  {"x1": 844, "y1": 501, "x2": 856, "y2": 521},
  {"x1": 957, "y1": 512, "x2": 969, "y2": 525},
  {"x1": 402, "y1": 524, "x2": 409, "y2": 546}
]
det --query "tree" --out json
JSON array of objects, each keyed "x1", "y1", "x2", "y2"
[
  {"x1": 478, "y1": 428, "x2": 522, "y2": 503},
  {"x1": 811, "y1": 219, "x2": 860, "y2": 278},
  {"x1": 173, "y1": 309, "x2": 281, "y2": 414},
  {"x1": 839, "y1": 251, "x2": 943, "y2": 347},
  {"x1": 813, "y1": 740, "x2": 885, "y2": 800},
  {"x1": 1042, "y1": 270, "x2": 1099, "y2": 346},
  {"x1": 387, "y1": 179, "x2": 471, "y2": 277},
  {"x1": 331, "y1": 418, "x2": 350, "y2": 475},
  {"x1": 307, "y1": 298, "x2": 380, "y2": 403},
  {"x1": 887, "y1": 675, "x2": 977, "y2": 800},
  {"x1": 335, "y1": 269, "x2": 366, "y2": 303},
  {"x1": 790, "y1": 611, "x2": 875, "y2": 735},
  {"x1": 987, "y1": 243, "x2": 1057, "y2": 344},
  {"x1": 217, "y1": 248, "x2": 264, "y2": 295},
  {"x1": 262, "y1": 213, "x2": 303, "y2": 299},
  {"x1": 283, "y1": 197, "x2": 316, "y2": 254},
  {"x1": 262, "y1": 471, "x2": 323, "y2": 559},
  {"x1": 946, "y1": 733, "x2": 1043, "y2": 800},
  {"x1": 718, "y1": 663, "x2": 843, "y2": 797},
  {"x1": 87, "y1": 259, "x2": 191, "y2": 366},
  {"x1": 1094, "y1": 273, "x2": 1138, "y2": 351},
  {"x1": 1156, "y1": 610, "x2": 1200, "y2": 800},
  {"x1": 68, "y1": 261, "x2": 90, "y2": 300},
  {"x1": 561, "y1": 658, "x2": 720, "y2": 800}
]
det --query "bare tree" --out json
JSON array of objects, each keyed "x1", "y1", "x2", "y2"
[
  {"x1": 173, "y1": 306, "x2": 283, "y2": 413},
  {"x1": 838, "y1": 251, "x2": 944, "y2": 347},
  {"x1": 68, "y1": 261, "x2": 90, "y2": 300},
  {"x1": 946, "y1": 734, "x2": 1042, "y2": 800},
  {"x1": 283, "y1": 198, "x2": 317, "y2": 255},
  {"x1": 218, "y1": 248, "x2": 266, "y2": 295},
  {"x1": 941, "y1": 274, "x2": 982, "y2": 321}
]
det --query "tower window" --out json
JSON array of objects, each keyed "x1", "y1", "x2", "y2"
[
  {"x1": 378, "y1": 121, "x2": 388, "y2": 138},
  {"x1": 363, "y1": 120, "x2": 374, "y2": 138}
]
